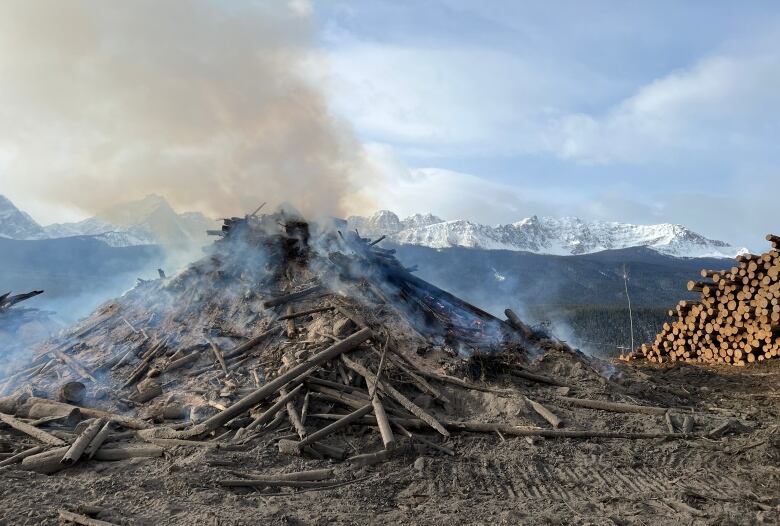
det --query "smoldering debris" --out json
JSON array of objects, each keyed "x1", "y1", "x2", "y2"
[{"x1": 0, "y1": 208, "x2": 775, "y2": 523}]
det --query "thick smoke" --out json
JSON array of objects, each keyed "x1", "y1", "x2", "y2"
[{"x1": 0, "y1": 1, "x2": 373, "y2": 220}]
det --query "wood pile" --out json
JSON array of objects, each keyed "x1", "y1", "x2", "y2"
[
  {"x1": 635, "y1": 234, "x2": 780, "y2": 365},
  {"x1": 0, "y1": 208, "x2": 712, "y2": 494}
]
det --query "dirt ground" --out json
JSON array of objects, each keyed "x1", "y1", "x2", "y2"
[{"x1": 0, "y1": 350, "x2": 777, "y2": 526}]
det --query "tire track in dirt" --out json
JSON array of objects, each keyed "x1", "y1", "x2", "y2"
[{"x1": 418, "y1": 457, "x2": 747, "y2": 502}]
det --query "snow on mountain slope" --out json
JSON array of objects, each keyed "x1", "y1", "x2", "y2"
[
  {"x1": 347, "y1": 211, "x2": 746, "y2": 258},
  {"x1": 95, "y1": 194, "x2": 214, "y2": 247},
  {"x1": 0, "y1": 195, "x2": 47, "y2": 240},
  {"x1": 44, "y1": 218, "x2": 157, "y2": 247},
  {"x1": 346, "y1": 211, "x2": 445, "y2": 237},
  {"x1": 3, "y1": 194, "x2": 217, "y2": 247}
]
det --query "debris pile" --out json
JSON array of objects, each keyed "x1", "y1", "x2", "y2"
[
  {"x1": 633, "y1": 234, "x2": 780, "y2": 365},
  {"x1": 0, "y1": 208, "x2": 707, "y2": 504}
]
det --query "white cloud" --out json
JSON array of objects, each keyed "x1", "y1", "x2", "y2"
[
  {"x1": 548, "y1": 51, "x2": 780, "y2": 164},
  {"x1": 351, "y1": 142, "x2": 778, "y2": 251},
  {"x1": 355, "y1": 143, "x2": 586, "y2": 224},
  {"x1": 323, "y1": 43, "x2": 613, "y2": 155}
]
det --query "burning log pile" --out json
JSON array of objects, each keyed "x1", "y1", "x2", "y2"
[
  {"x1": 0, "y1": 207, "x2": 712, "y2": 507},
  {"x1": 634, "y1": 234, "x2": 780, "y2": 365}
]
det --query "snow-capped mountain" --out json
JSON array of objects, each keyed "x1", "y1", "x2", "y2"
[
  {"x1": 91, "y1": 195, "x2": 216, "y2": 247},
  {"x1": 347, "y1": 211, "x2": 746, "y2": 258},
  {"x1": 347, "y1": 211, "x2": 445, "y2": 237},
  {"x1": 44, "y1": 217, "x2": 158, "y2": 247},
  {"x1": 0, "y1": 195, "x2": 47, "y2": 240},
  {"x1": 0, "y1": 194, "x2": 218, "y2": 247}
]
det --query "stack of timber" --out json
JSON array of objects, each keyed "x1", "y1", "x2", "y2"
[{"x1": 634, "y1": 234, "x2": 780, "y2": 365}]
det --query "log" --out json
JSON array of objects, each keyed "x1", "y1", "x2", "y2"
[
  {"x1": 308, "y1": 388, "x2": 383, "y2": 414},
  {"x1": 525, "y1": 397, "x2": 562, "y2": 428},
  {"x1": 0, "y1": 412, "x2": 66, "y2": 446},
  {"x1": 559, "y1": 397, "x2": 670, "y2": 416},
  {"x1": 222, "y1": 326, "x2": 282, "y2": 360},
  {"x1": 416, "y1": 369, "x2": 512, "y2": 394},
  {"x1": 54, "y1": 349, "x2": 98, "y2": 383},
  {"x1": 58, "y1": 510, "x2": 117, "y2": 526},
  {"x1": 25, "y1": 397, "x2": 150, "y2": 430},
  {"x1": 245, "y1": 384, "x2": 304, "y2": 431},
  {"x1": 372, "y1": 397, "x2": 395, "y2": 449},
  {"x1": 0, "y1": 445, "x2": 44, "y2": 467},
  {"x1": 2, "y1": 290, "x2": 43, "y2": 309},
  {"x1": 27, "y1": 403, "x2": 82, "y2": 427},
  {"x1": 131, "y1": 381, "x2": 162, "y2": 403},
  {"x1": 230, "y1": 468, "x2": 334, "y2": 482},
  {"x1": 110, "y1": 346, "x2": 139, "y2": 372},
  {"x1": 505, "y1": 309, "x2": 534, "y2": 339},
  {"x1": 20, "y1": 446, "x2": 69, "y2": 473},
  {"x1": 160, "y1": 328, "x2": 372, "y2": 439},
  {"x1": 277, "y1": 306, "x2": 334, "y2": 321},
  {"x1": 121, "y1": 339, "x2": 166, "y2": 389},
  {"x1": 368, "y1": 235, "x2": 387, "y2": 246},
  {"x1": 84, "y1": 420, "x2": 113, "y2": 459},
  {"x1": 341, "y1": 354, "x2": 450, "y2": 436},
  {"x1": 296, "y1": 404, "x2": 373, "y2": 449},
  {"x1": 510, "y1": 369, "x2": 568, "y2": 387},
  {"x1": 165, "y1": 352, "x2": 199, "y2": 371},
  {"x1": 62, "y1": 418, "x2": 106, "y2": 465},
  {"x1": 304, "y1": 376, "x2": 367, "y2": 396},
  {"x1": 300, "y1": 391, "x2": 311, "y2": 426},
  {"x1": 206, "y1": 337, "x2": 228, "y2": 375},
  {"x1": 283, "y1": 388, "x2": 307, "y2": 439},
  {"x1": 263, "y1": 284, "x2": 325, "y2": 309},
  {"x1": 378, "y1": 349, "x2": 448, "y2": 403}
]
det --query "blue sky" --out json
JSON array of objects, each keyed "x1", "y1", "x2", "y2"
[
  {"x1": 0, "y1": 1, "x2": 777, "y2": 251},
  {"x1": 311, "y1": 1, "x2": 780, "y2": 249}
]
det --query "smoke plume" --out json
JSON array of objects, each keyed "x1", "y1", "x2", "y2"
[{"x1": 0, "y1": 0, "x2": 373, "y2": 220}]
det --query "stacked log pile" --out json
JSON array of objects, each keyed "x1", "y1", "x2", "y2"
[{"x1": 636, "y1": 234, "x2": 780, "y2": 365}]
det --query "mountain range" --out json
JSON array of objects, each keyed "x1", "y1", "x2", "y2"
[
  {"x1": 0, "y1": 194, "x2": 218, "y2": 247},
  {"x1": 1, "y1": 195, "x2": 746, "y2": 258},
  {"x1": 347, "y1": 210, "x2": 746, "y2": 258}
]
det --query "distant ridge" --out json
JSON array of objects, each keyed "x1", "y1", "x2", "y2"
[
  {"x1": 1, "y1": 194, "x2": 218, "y2": 247},
  {"x1": 347, "y1": 210, "x2": 746, "y2": 258}
]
